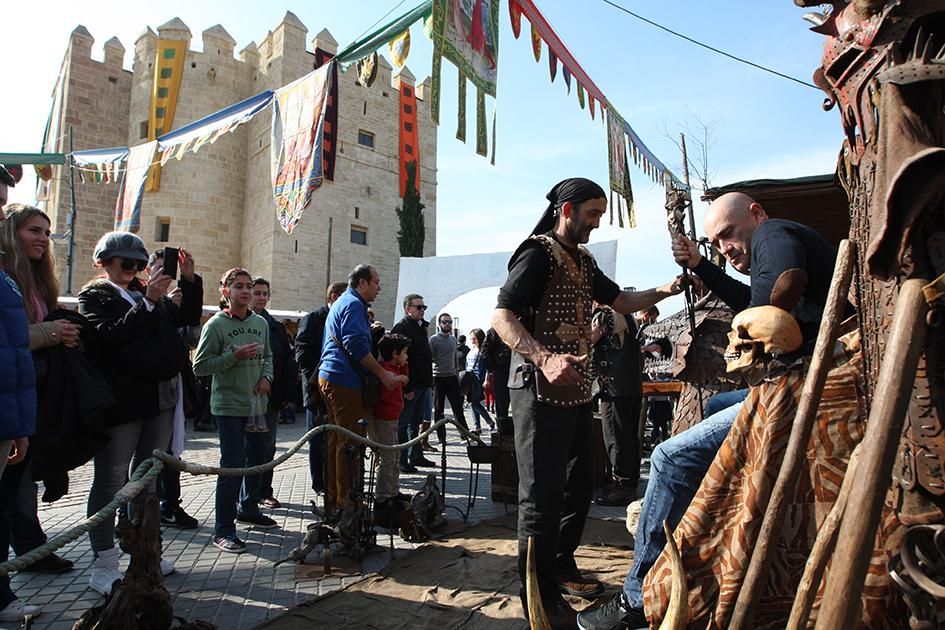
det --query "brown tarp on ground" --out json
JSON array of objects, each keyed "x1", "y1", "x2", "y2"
[{"x1": 259, "y1": 517, "x2": 633, "y2": 629}]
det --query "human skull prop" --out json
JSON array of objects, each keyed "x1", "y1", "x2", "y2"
[{"x1": 725, "y1": 306, "x2": 803, "y2": 374}]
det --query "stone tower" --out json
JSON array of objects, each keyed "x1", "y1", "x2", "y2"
[{"x1": 40, "y1": 14, "x2": 438, "y2": 321}]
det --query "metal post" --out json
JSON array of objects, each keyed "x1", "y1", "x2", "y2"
[
  {"x1": 66, "y1": 127, "x2": 77, "y2": 295},
  {"x1": 325, "y1": 216, "x2": 333, "y2": 290}
]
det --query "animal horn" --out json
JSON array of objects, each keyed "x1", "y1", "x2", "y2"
[
  {"x1": 659, "y1": 520, "x2": 689, "y2": 630},
  {"x1": 526, "y1": 537, "x2": 552, "y2": 630}
]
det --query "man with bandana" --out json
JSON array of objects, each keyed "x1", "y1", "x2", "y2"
[{"x1": 491, "y1": 177, "x2": 683, "y2": 628}]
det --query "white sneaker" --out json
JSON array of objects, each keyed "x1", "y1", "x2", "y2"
[
  {"x1": 89, "y1": 548, "x2": 123, "y2": 597},
  {"x1": 160, "y1": 558, "x2": 175, "y2": 576},
  {"x1": 0, "y1": 599, "x2": 41, "y2": 622}
]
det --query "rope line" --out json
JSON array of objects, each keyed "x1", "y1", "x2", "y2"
[
  {"x1": 0, "y1": 417, "x2": 484, "y2": 576},
  {"x1": 599, "y1": 0, "x2": 819, "y2": 90}
]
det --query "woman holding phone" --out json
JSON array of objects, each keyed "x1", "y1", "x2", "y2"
[
  {"x1": 78, "y1": 231, "x2": 201, "y2": 595},
  {"x1": 193, "y1": 268, "x2": 274, "y2": 554}
]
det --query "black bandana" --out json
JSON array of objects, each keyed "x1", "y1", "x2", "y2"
[{"x1": 529, "y1": 177, "x2": 607, "y2": 236}]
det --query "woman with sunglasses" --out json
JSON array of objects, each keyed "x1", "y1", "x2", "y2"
[{"x1": 78, "y1": 231, "x2": 200, "y2": 596}]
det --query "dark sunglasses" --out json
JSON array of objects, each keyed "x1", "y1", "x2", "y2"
[
  {"x1": 111, "y1": 258, "x2": 146, "y2": 272},
  {"x1": 410, "y1": 304, "x2": 428, "y2": 310},
  {"x1": 440, "y1": 319, "x2": 453, "y2": 325}
]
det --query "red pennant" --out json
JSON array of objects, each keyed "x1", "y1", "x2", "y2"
[
  {"x1": 530, "y1": 24, "x2": 542, "y2": 62},
  {"x1": 509, "y1": 0, "x2": 522, "y2": 39}
]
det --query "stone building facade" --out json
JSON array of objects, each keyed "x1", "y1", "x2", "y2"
[{"x1": 40, "y1": 12, "x2": 437, "y2": 320}]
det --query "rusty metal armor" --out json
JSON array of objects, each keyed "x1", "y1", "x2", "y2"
[
  {"x1": 799, "y1": 1, "x2": 945, "y2": 623},
  {"x1": 512, "y1": 233, "x2": 595, "y2": 407}
]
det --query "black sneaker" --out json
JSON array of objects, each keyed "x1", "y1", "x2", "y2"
[
  {"x1": 212, "y1": 536, "x2": 247, "y2": 554},
  {"x1": 236, "y1": 512, "x2": 278, "y2": 529},
  {"x1": 399, "y1": 462, "x2": 418, "y2": 474},
  {"x1": 161, "y1": 507, "x2": 199, "y2": 529},
  {"x1": 576, "y1": 593, "x2": 647, "y2": 630},
  {"x1": 596, "y1": 485, "x2": 639, "y2": 507},
  {"x1": 20, "y1": 553, "x2": 73, "y2": 574}
]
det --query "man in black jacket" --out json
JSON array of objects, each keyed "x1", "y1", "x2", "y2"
[
  {"x1": 480, "y1": 328, "x2": 512, "y2": 420},
  {"x1": 295, "y1": 281, "x2": 346, "y2": 496},
  {"x1": 251, "y1": 278, "x2": 299, "y2": 509},
  {"x1": 391, "y1": 293, "x2": 435, "y2": 473}
]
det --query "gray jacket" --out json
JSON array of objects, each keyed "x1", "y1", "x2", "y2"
[{"x1": 429, "y1": 332, "x2": 458, "y2": 377}]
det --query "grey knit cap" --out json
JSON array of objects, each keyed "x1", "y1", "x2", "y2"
[{"x1": 92, "y1": 231, "x2": 149, "y2": 263}]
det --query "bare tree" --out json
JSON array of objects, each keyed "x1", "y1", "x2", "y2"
[{"x1": 660, "y1": 113, "x2": 721, "y2": 192}]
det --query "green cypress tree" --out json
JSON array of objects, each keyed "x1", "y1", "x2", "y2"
[{"x1": 396, "y1": 160, "x2": 426, "y2": 257}]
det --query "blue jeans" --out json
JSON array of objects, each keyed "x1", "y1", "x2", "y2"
[
  {"x1": 623, "y1": 392, "x2": 748, "y2": 608},
  {"x1": 704, "y1": 388, "x2": 749, "y2": 418},
  {"x1": 214, "y1": 415, "x2": 269, "y2": 539},
  {"x1": 398, "y1": 386, "x2": 429, "y2": 466},
  {"x1": 306, "y1": 409, "x2": 326, "y2": 493},
  {"x1": 468, "y1": 379, "x2": 493, "y2": 430}
]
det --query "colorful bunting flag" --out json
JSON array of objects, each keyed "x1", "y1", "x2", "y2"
[
  {"x1": 562, "y1": 65, "x2": 571, "y2": 93},
  {"x1": 549, "y1": 50, "x2": 557, "y2": 82},
  {"x1": 389, "y1": 29, "x2": 411, "y2": 67},
  {"x1": 577, "y1": 83, "x2": 585, "y2": 109},
  {"x1": 356, "y1": 52, "x2": 379, "y2": 87},
  {"x1": 530, "y1": 24, "x2": 542, "y2": 62}
]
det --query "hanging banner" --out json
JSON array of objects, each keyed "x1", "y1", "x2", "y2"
[
  {"x1": 606, "y1": 103, "x2": 634, "y2": 227},
  {"x1": 315, "y1": 47, "x2": 339, "y2": 182},
  {"x1": 399, "y1": 81, "x2": 421, "y2": 198},
  {"x1": 146, "y1": 39, "x2": 187, "y2": 191},
  {"x1": 430, "y1": 0, "x2": 500, "y2": 161},
  {"x1": 156, "y1": 90, "x2": 273, "y2": 165},
  {"x1": 115, "y1": 140, "x2": 156, "y2": 233},
  {"x1": 270, "y1": 64, "x2": 333, "y2": 235}
]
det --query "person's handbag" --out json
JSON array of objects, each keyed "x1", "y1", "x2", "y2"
[{"x1": 331, "y1": 334, "x2": 382, "y2": 408}]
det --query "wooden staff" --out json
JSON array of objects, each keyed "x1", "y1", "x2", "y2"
[
  {"x1": 786, "y1": 440, "x2": 863, "y2": 629},
  {"x1": 728, "y1": 240, "x2": 855, "y2": 629},
  {"x1": 815, "y1": 278, "x2": 928, "y2": 629}
]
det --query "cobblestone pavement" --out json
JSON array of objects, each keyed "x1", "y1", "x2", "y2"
[{"x1": 7, "y1": 414, "x2": 638, "y2": 629}]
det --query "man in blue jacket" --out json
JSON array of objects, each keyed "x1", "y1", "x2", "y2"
[{"x1": 317, "y1": 265, "x2": 405, "y2": 520}]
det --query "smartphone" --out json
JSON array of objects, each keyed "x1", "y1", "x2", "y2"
[{"x1": 162, "y1": 247, "x2": 179, "y2": 280}]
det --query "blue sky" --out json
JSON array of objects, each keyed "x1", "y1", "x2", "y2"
[{"x1": 3, "y1": 1, "x2": 841, "y2": 318}]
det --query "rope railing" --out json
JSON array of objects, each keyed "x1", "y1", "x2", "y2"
[{"x1": 0, "y1": 417, "x2": 486, "y2": 577}]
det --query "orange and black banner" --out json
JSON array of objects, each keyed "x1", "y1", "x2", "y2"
[
  {"x1": 146, "y1": 39, "x2": 187, "y2": 191},
  {"x1": 315, "y1": 47, "x2": 338, "y2": 182},
  {"x1": 399, "y1": 82, "x2": 420, "y2": 197}
]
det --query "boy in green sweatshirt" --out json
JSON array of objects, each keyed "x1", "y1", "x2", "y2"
[{"x1": 193, "y1": 268, "x2": 276, "y2": 553}]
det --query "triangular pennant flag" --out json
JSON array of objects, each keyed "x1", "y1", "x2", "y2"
[
  {"x1": 389, "y1": 29, "x2": 410, "y2": 67},
  {"x1": 549, "y1": 50, "x2": 558, "y2": 82},
  {"x1": 577, "y1": 83, "x2": 585, "y2": 109},
  {"x1": 509, "y1": 0, "x2": 522, "y2": 39},
  {"x1": 530, "y1": 24, "x2": 542, "y2": 62},
  {"x1": 423, "y1": 14, "x2": 433, "y2": 39},
  {"x1": 457, "y1": 70, "x2": 467, "y2": 143},
  {"x1": 562, "y1": 65, "x2": 571, "y2": 93},
  {"x1": 589, "y1": 96, "x2": 596, "y2": 120}
]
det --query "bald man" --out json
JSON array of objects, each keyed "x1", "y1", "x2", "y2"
[{"x1": 578, "y1": 192, "x2": 837, "y2": 630}]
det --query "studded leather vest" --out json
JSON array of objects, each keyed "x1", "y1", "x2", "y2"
[{"x1": 513, "y1": 234, "x2": 595, "y2": 407}]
